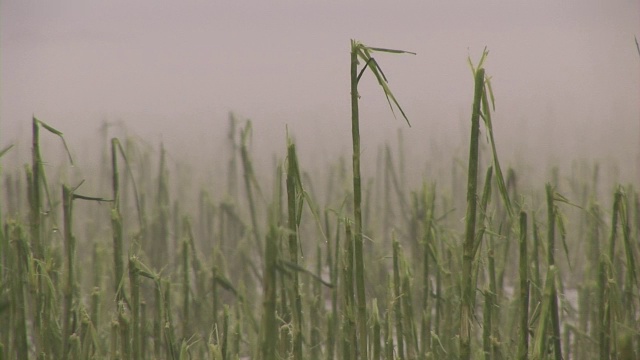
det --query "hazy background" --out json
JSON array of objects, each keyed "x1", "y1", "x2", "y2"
[{"x1": 2, "y1": 1, "x2": 639, "y2": 188}]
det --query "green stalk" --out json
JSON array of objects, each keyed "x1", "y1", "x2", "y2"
[
  {"x1": 342, "y1": 222, "x2": 356, "y2": 360},
  {"x1": 141, "y1": 300, "x2": 148, "y2": 360},
  {"x1": 119, "y1": 303, "x2": 131, "y2": 360},
  {"x1": 328, "y1": 217, "x2": 341, "y2": 360},
  {"x1": 62, "y1": 185, "x2": 75, "y2": 359},
  {"x1": 421, "y1": 184, "x2": 435, "y2": 356},
  {"x1": 62, "y1": 185, "x2": 109, "y2": 359},
  {"x1": 384, "y1": 294, "x2": 394, "y2": 360},
  {"x1": 482, "y1": 287, "x2": 492, "y2": 360},
  {"x1": 212, "y1": 263, "x2": 220, "y2": 331},
  {"x1": 460, "y1": 67, "x2": 485, "y2": 360},
  {"x1": 531, "y1": 216, "x2": 542, "y2": 306},
  {"x1": 240, "y1": 122, "x2": 264, "y2": 267},
  {"x1": 260, "y1": 226, "x2": 278, "y2": 360},
  {"x1": 30, "y1": 117, "x2": 43, "y2": 257},
  {"x1": 608, "y1": 189, "x2": 621, "y2": 263},
  {"x1": 163, "y1": 279, "x2": 178, "y2": 360},
  {"x1": 615, "y1": 188, "x2": 637, "y2": 307},
  {"x1": 29, "y1": 118, "x2": 46, "y2": 358},
  {"x1": 545, "y1": 184, "x2": 562, "y2": 360},
  {"x1": 153, "y1": 143, "x2": 170, "y2": 270},
  {"x1": 350, "y1": 41, "x2": 368, "y2": 360},
  {"x1": 517, "y1": 212, "x2": 530, "y2": 360},
  {"x1": 472, "y1": 166, "x2": 494, "y2": 311},
  {"x1": 484, "y1": 235, "x2": 500, "y2": 360},
  {"x1": 372, "y1": 299, "x2": 382, "y2": 360},
  {"x1": 129, "y1": 257, "x2": 141, "y2": 360},
  {"x1": 532, "y1": 266, "x2": 557, "y2": 360},
  {"x1": 286, "y1": 141, "x2": 303, "y2": 360},
  {"x1": 222, "y1": 305, "x2": 230, "y2": 360},
  {"x1": 350, "y1": 41, "x2": 413, "y2": 358},
  {"x1": 154, "y1": 277, "x2": 164, "y2": 358},
  {"x1": 598, "y1": 257, "x2": 610, "y2": 360},
  {"x1": 326, "y1": 313, "x2": 335, "y2": 360},
  {"x1": 9, "y1": 223, "x2": 29, "y2": 360},
  {"x1": 401, "y1": 263, "x2": 418, "y2": 358},
  {"x1": 392, "y1": 236, "x2": 405, "y2": 360},
  {"x1": 310, "y1": 244, "x2": 322, "y2": 360},
  {"x1": 182, "y1": 238, "x2": 190, "y2": 337},
  {"x1": 111, "y1": 138, "x2": 125, "y2": 302}
]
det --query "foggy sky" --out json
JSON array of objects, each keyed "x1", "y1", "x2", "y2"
[{"x1": 2, "y1": 1, "x2": 639, "y2": 184}]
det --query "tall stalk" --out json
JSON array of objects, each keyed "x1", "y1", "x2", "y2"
[
  {"x1": 518, "y1": 211, "x2": 530, "y2": 360},
  {"x1": 286, "y1": 141, "x2": 303, "y2": 360},
  {"x1": 350, "y1": 39, "x2": 413, "y2": 359},
  {"x1": 343, "y1": 221, "x2": 357, "y2": 360},
  {"x1": 9, "y1": 223, "x2": 29, "y2": 360},
  {"x1": 62, "y1": 184, "x2": 108, "y2": 359},
  {"x1": 350, "y1": 43, "x2": 368, "y2": 359},
  {"x1": 240, "y1": 122, "x2": 264, "y2": 267},
  {"x1": 545, "y1": 184, "x2": 562, "y2": 360},
  {"x1": 111, "y1": 138, "x2": 125, "y2": 302},
  {"x1": 421, "y1": 183, "x2": 435, "y2": 356},
  {"x1": 62, "y1": 185, "x2": 75, "y2": 359},
  {"x1": 460, "y1": 66, "x2": 485, "y2": 360},
  {"x1": 30, "y1": 117, "x2": 43, "y2": 260},
  {"x1": 129, "y1": 257, "x2": 141, "y2": 360},
  {"x1": 392, "y1": 235, "x2": 405, "y2": 360},
  {"x1": 260, "y1": 225, "x2": 278, "y2": 360}
]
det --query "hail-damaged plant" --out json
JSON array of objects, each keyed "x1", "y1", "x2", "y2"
[
  {"x1": 111, "y1": 138, "x2": 144, "y2": 303},
  {"x1": 350, "y1": 39, "x2": 414, "y2": 359},
  {"x1": 460, "y1": 49, "x2": 519, "y2": 360},
  {"x1": 459, "y1": 54, "x2": 486, "y2": 360},
  {"x1": 30, "y1": 117, "x2": 74, "y2": 259},
  {"x1": 27, "y1": 117, "x2": 74, "y2": 357},
  {"x1": 467, "y1": 50, "x2": 513, "y2": 220},
  {"x1": 61, "y1": 181, "x2": 111, "y2": 358},
  {"x1": 240, "y1": 121, "x2": 266, "y2": 268},
  {"x1": 286, "y1": 137, "x2": 304, "y2": 360}
]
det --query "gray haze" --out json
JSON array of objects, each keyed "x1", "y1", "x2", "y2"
[{"x1": 2, "y1": 1, "x2": 639, "y2": 186}]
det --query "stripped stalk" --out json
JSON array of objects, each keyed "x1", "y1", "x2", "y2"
[
  {"x1": 350, "y1": 42, "x2": 367, "y2": 359},
  {"x1": 392, "y1": 235, "x2": 405, "y2": 360},
  {"x1": 460, "y1": 66, "x2": 485, "y2": 360},
  {"x1": 342, "y1": 221, "x2": 357, "y2": 360},
  {"x1": 351, "y1": 39, "x2": 414, "y2": 359},
  {"x1": 111, "y1": 138, "x2": 125, "y2": 302},
  {"x1": 517, "y1": 212, "x2": 530, "y2": 360},
  {"x1": 286, "y1": 140, "x2": 303, "y2": 360},
  {"x1": 240, "y1": 122, "x2": 264, "y2": 267},
  {"x1": 62, "y1": 185, "x2": 75, "y2": 359},
  {"x1": 129, "y1": 257, "x2": 141, "y2": 360},
  {"x1": 260, "y1": 226, "x2": 278, "y2": 360},
  {"x1": 545, "y1": 184, "x2": 562, "y2": 360},
  {"x1": 421, "y1": 183, "x2": 435, "y2": 356}
]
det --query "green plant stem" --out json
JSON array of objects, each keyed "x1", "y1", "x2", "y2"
[
  {"x1": 392, "y1": 236, "x2": 405, "y2": 360},
  {"x1": 350, "y1": 41, "x2": 368, "y2": 360},
  {"x1": 261, "y1": 226, "x2": 278, "y2": 360},
  {"x1": 518, "y1": 211, "x2": 529, "y2": 360},
  {"x1": 286, "y1": 142, "x2": 303, "y2": 360},
  {"x1": 460, "y1": 67, "x2": 485, "y2": 360},
  {"x1": 545, "y1": 184, "x2": 562, "y2": 360},
  {"x1": 62, "y1": 185, "x2": 75, "y2": 359},
  {"x1": 111, "y1": 138, "x2": 125, "y2": 302}
]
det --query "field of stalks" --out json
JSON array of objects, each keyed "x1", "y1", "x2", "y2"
[{"x1": 1, "y1": 42, "x2": 638, "y2": 360}]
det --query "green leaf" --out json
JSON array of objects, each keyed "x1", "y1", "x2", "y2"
[
  {"x1": 367, "y1": 46, "x2": 416, "y2": 55},
  {"x1": 0, "y1": 144, "x2": 14, "y2": 158},
  {"x1": 35, "y1": 117, "x2": 74, "y2": 165},
  {"x1": 352, "y1": 40, "x2": 414, "y2": 127},
  {"x1": 556, "y1": 209, "x2": 572, "y2": 270}
]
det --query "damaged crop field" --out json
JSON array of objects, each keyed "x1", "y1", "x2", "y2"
[{"x1": 0, "y1": 42, "x2": 638, "y2": 360}]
